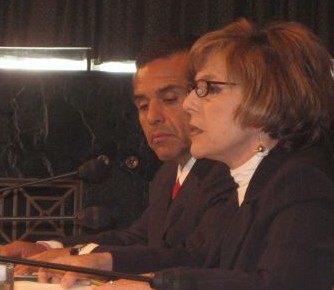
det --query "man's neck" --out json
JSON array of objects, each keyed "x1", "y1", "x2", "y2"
[{"x1": 177, "y1": 152, "x2": 192, "y2": 169}]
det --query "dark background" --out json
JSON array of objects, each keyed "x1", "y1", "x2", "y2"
[
  {"x1": 0, "y1": 71, "x2": 161, "y2": 233},
  {"x1": 0, "y1": 0, "x2": 333, "y2": 59},
  {"x1": 0, "y1": 0, "x2": 333, "y2": 232}
]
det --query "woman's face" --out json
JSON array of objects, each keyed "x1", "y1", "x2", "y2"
[{"x1": 183, "y1": 53, "x2": 259, "y2": 169}]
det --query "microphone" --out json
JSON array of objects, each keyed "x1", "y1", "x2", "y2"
[
  {"x1": 77, "y1": 155, "x2": 110, "y2": 182},
  {"x1": 0, "y1": 155, "x2": 110, "y2": 194},
  {"x1": 0, "y1": 206, "x2": 113, "y2": 230},
  {"x1": 0, "y1": 256, "x2": 152, "y2": 283}
]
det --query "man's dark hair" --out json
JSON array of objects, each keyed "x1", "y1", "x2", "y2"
[{"x1": 135, "y1": 35, "x2": 198, "y2": 69}]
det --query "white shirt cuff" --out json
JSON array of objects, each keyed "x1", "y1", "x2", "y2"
[
  {"x1": 36, "y1": 240, "x2": 64, "y2": 250},
  {"x1": 78, "y1": 243, "x2": 99, "y2": 255}
]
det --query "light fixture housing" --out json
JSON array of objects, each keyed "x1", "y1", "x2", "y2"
[{"x1": 0, "y1": 47, "x2": 136, "y2": 73}]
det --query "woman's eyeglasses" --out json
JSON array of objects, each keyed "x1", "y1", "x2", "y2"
[{"x1": 188, "y1": 79, "x2": 237, "y2": 98}]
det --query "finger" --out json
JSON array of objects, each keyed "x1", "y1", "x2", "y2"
[
  {"x1": 14, "y1": 265, "x2": 29, "y2": 276},
  {"x1": 51, "y1": 275, "x2": 62, "y2": 284},
  {"x1": 76, "y1": 279, "x2": 92, "y2": 286},
  {"x1": 37, "y1": 268, "x2": 52, "y2": 283},
  {"x1": 92, "y1": 283, "x2": 113, "y2": 290},
  {"x1": 60, "y1": 272, "x2": 82, "y2": 289},
  {"x1": 14, "y1": 265, "x2": 37, "y2": 275}
]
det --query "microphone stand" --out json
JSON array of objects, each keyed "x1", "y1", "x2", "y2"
[
  {"x1": 0, "y1": 216, "x2": 77, "y2": 222},
  {"x1": 0, "y1": 256, "x2": 152, "y2": 283},
  {"x1": 0, "y1": 171, "x2": 77, "y2": 194}
]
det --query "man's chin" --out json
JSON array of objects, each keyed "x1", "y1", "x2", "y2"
[{"x1": 154, "y1": 149, "x2": 180, "y2": 162}]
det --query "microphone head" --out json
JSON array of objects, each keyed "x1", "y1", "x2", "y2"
[
  {"x1": 77, "y1": 155, "x2": 110, "y2": 183},
  {"x1": 76, "y1": 206, "x2": 114, "y2": 229}
]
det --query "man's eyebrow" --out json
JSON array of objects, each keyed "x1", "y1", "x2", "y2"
[
  {"x1": 132, "y1": 94, "x2": 143, "y2": 102},
  {"x1": 132, "y1": 84, "x2": 186, "y2": 101},
  {"x1": 157, "y1": 84, "x2": 185, "y2": 95}
]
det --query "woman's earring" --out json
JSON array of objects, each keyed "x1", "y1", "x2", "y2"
[{"x1": 255, "y1": 132, "x2": 265, "y2": 153}]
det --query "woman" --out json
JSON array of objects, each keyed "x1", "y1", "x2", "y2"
[{"x1": 97, "y1": 18, "x2": 334, "y2": 290}]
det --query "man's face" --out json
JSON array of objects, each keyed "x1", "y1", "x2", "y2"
[{"x1": 133, "y1": 52, "x2": 192, "y2": 164}]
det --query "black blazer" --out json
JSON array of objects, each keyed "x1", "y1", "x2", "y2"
[
  {"x1": 153, "y1": 145, "x2": 334, "y2": 290},
  {"x1": 62, "y1": 158, "x2": 236, "y2": 273}
]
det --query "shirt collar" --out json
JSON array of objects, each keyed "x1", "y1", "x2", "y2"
[{"x1": 177, "y1": 157, "x2": 196, "y2": 185}]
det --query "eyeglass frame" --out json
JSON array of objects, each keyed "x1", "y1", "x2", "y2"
[{"x1": 188, "y1": 79, "x2": 237, "y2": 98}]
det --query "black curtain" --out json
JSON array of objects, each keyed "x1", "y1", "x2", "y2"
[{"x1": 0, "y1": 0, "x2": 333, "y2": 61}]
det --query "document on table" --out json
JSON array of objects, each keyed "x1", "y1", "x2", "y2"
[{"x1": 15, "y1": 280, "x2": 92, "y2": 290}]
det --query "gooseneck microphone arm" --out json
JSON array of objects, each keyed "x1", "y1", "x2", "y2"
[
  {"x1": 0, "y1": 172, "x2": 77, "y2": 194},
  {"x1": 0, "y1": 255, "x2": 152, "y2": 283},
  {"x1": 0, "y1": 154, "x2": 111, "y2": 194}
]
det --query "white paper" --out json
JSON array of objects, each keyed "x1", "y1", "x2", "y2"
[{"x1": 0, "y1": 265, "x2": 7, "y2": 281}]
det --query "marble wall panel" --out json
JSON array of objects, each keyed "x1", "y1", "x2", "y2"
[{"x1": 0, "y1": 71, "x2": 161, "y2": 232}]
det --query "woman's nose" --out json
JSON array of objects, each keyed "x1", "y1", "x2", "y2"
[{"x1": 183, "y1": 90, "x2": 198, "y2": 114}]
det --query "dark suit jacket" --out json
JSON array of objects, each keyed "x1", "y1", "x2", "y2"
[
  {"x1": 153, "y1": 145, "x2": 334, "y2": 290},
  {"x1": 61, "y1": 158, "x2": 236, "y2": 273}
]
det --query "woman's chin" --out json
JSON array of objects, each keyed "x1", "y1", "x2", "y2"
[{"x1": 190, "y1": 146, "x2": 208, "y2": 159}]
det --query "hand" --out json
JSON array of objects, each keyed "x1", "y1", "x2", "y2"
[
  {"x1": 38, "y1": 252, "x2": 113, "y2": 289},
  {"x1": 94, "y1": 279, "x2": 154, "y2": 290},
  {"x1": 0, "y1": 241, "x2": 46, "y2": 258},
  {"x1": 94, "y1": 274, "x2": 155, "y2": 290},
  {"x1": 15, "y1": 247, "x2": 70, "y2": 275}
]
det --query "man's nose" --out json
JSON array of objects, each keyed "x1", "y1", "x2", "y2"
[{"x1": 147, "y1": 101, "x2": 164, "y2": 125}]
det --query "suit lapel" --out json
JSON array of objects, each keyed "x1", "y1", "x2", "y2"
[
  {"x1": 161, "y1": 161, "x2": 199, "y2": 235},
  {"x1": 162, "y1": 159, "x2": 237, "y2": 245},
  {"x1": 218, "y1": 145, "x2": 288, "y2": 268},
  {"x1": 149, "y1": 162, "x2": 178, "y2": 244}
]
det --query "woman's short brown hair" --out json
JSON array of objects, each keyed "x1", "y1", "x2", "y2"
[{"x1": 190, "y1": 18, "x2": 334, "y2": 151}]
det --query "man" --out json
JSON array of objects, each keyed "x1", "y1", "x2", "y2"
[{"x1": 0, "y1": 36, "x2": 235, "y2": 286}]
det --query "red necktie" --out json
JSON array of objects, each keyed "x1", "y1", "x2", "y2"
[{"x1": 171, "y1": 179, "x2": 181, "y2": 199}]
